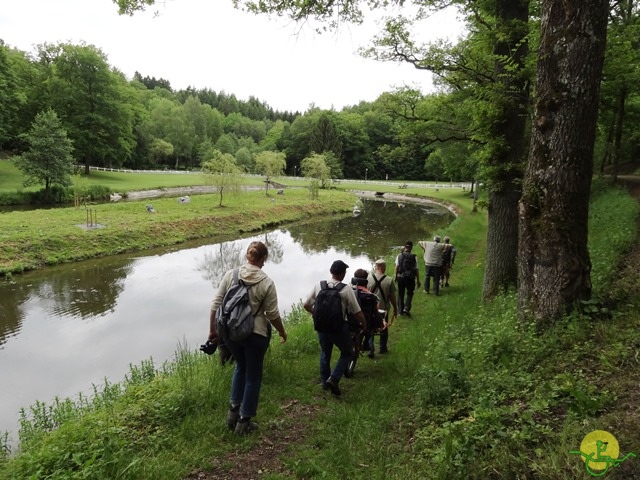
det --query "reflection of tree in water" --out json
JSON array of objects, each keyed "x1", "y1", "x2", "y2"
[
  {"x1": 198, "y1": 234, "x2": 285, "y2": 288},
  {"x1": 197, "y1": 241, "x2": 245, "y2": 288},
  {"x1": 287, "y1": 198, "x2": 455, "y2": 260},
  {"x1": 0, "y1": 285, "x2": 27, "y2": 346},
  {"x1": 45, "y1": 262, "x2": 131, "y2": 318},
  {"x1": 259, "y1": 231, "x2": 284, "y2": 264},
  {"x1": 0, "y1": 258, "x2": 133, "y2": 345}
]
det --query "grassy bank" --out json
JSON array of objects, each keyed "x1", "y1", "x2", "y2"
[
  {"x1": 0, "y1": 188, "x2": 356, "y2": 276},
  {"x1": 1, "y1": 180, "x2": 638, "y2": 479}
]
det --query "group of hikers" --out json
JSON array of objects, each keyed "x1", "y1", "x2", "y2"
[
  {"x1": 395, "y1": 235, "x2": 457, "y2": 315},
  {"x1": 205, "y1": 236, "x2": 456, "y2": 435}
]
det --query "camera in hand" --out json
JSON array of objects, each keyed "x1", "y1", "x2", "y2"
[{"x1": 199, "y1": 338, "x2": 218, "y2": 355}]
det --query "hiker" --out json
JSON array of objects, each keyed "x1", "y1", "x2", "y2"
[
  {"x1": 367, "y1": 259, "x2": 398, "y2": 354},
  {"x1": 440, "y1": 236, "x2": 457, "y2": 287},
  {"x1": 418, "y1": 236, "x2": 445, "y2": 296},
  {"x1": 208, "y1": 241, "x2": 287, "y2": 435},
  {"x1": 395, "y1": 241, "x2": 420, "y2": 316},
  {"x1": 351, "y1": 268, "x2": 383, "y2": 359},
  {"x1": 303, "y1": 260, "x2": 366, "y2": 396}
]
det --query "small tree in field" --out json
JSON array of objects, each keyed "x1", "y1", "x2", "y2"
[
  {"x1": 301, "y1": 153, "x2": 331, "y2": 199},
  {"x1": 13, "y1": 109, "x2": 75, "y2": 203},
  {"x1": 254, "y1": 151, "x2": 286, "y2": 195},
  {"x1": 202, "y1": 150, "x2": 242, "y2": 207}
]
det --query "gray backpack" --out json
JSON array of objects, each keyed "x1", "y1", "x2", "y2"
[{"x1": 216, "y1": 268, "x2": 263, "y2": 343}]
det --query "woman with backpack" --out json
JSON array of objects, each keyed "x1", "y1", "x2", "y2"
[{"x1": 208, "y1": 241, "x2": 287, "y2": 435}]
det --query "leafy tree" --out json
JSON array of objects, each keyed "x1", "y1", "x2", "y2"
[
  {"x1": 596, "y1": 1, "x2": 640, "y2": 178},
  {"x1": 254, "y1": 151, "x2": 286, "y2": 195},
  {"x1": 259, "y1": 119, "x2": 289, "y2": 152},
  {"x1": 301, "y1": 152, "x2": 331, "y2": 195},
  {"x1": 0, "y1": 43, "x2": 24, "y2": 149},
  {"x1": 132, "y1": 71, "x2": 172, "y2": 91},
  {"x1": 335, "y1": 111, "x2": 370, "y2": 179},
  {"x1": 37, "y1": 42, "x2": 136, "y2": 174},
  {"x1": 202, "y1": 150, "x2": 242, "y2": 207},
  {"x1": 149, "y1": 138, "x2": 174, "y2": 167},
  {"x1": 234, "y1": 147, "x2": 253, "y2": 172},
  {"x1": 13, "y1": 109, "x2": 74, "y2": 202},
  {"x1": 518, "y1": 0, "x2": 609, "y2": 324},
  {"x1": 309, "y1": 112, "x2": 342, "y2": 159},
  {"x1": 215, "y1": 133, "x2": 238, "y2": 155},
  {"x1": 364, "y1": 2, "x2": 530, "y2": 299}
]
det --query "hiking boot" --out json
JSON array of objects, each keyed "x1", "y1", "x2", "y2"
[
  {"x1": 367, "y1": 351, "x2": 375, "y2": 359},
  {"x1": 226, "y1": 408, "x2": 240, "y2": 431},
  {"x1": 326, "y1": 376, "x2": 342, "y2": 396},
  {"x1": 403, "y1": 309, "x2": 411, "y2": 317},
  {"x1": 379, "y1": 348, "x2": 389, "y2": 354},
  {"x1": 234, "y1": 418, "x2": 259, "y2": 435}
]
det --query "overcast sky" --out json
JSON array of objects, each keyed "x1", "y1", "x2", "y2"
[{"x1": 1, "y1": 0, "x2": 464, "y2": 113}]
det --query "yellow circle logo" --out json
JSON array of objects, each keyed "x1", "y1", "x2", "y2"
[
  {"x1": 579, "y1": 430, "x2": 620, "y2": 472},
  {"x1": 570, "y1": 430, "x2": 636, "y2": 476}
]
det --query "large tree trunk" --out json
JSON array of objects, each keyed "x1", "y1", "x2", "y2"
[
  {"x1": 482, "y1": 0, "x2": 530, "y2": 300},
  {"x1": 518, "y1": 0, "x2": 609, "y2": 325}
]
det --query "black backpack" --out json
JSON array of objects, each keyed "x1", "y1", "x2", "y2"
[
  {"x1": 216, "y1": 268, "x2": 263, "y2": 343},
  {"x1": 313, "y1": 281, "x2": 346, "y2": 333},
  {"x1": 399, "y1": 251, "x2": 417, "y2": 278},
  {"x1": 351, "y1": 287, "x2": 383, "y2": 332}
]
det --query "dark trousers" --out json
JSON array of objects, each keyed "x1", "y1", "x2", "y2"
[
  {"x1": 397, "y1": 276, "x2": 415, "y2": 313},
  {"x1": 425, "y1": 265, "x2": 441, "y2": 295}
]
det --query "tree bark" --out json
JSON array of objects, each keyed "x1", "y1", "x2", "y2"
[
  {"x1": 481, "y1": 0, "x2": 530, "y2": 300},
  {"x1": 518, "y1": 0, "x2": 609, "y2": 325}
]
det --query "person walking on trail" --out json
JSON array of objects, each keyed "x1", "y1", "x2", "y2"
[
  {"x1": 368, "y1": 258, "x2": 398, "y2": 354},
  {"x1": 395, "y1": 241, "x2": 420, "y2": 316},
  {"x1": 351, "y1": 268, "x2": 381, "y2": 359},
  {"x1": 419, "y1": 235, "x2": 445, "y2": 296},
  {"x1": 303, "y1": 260, "x2": 366, "y2": 397},
  {"x1": 208, "y1": 241, "x2": 287, "y2": 435},
  {"x1": 440, "y1": 236, "x2": 457, "y2": 288}
]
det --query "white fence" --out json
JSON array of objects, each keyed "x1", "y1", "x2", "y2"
[{"x1": 85, "y1": 166, "x2": 472, "y2": 189}]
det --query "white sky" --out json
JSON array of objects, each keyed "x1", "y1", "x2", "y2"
[{"x1": 0, "y1": 0, "x2": 463, "y2": 113}]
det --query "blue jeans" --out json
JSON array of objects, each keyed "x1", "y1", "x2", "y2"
[
  {"x1": 368, "y1": 328, "x2": 389, "y2": 352},
  {"x1": 317, "y1": 325, "x2": 353, "y2": 384},
  {"x1": 225, "y1": 333, "x2": 270, "y2": 418}
]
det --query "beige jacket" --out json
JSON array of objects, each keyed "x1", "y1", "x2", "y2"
[{"x1": 211, "y1": 263, "x2": 280, "y2": 338}]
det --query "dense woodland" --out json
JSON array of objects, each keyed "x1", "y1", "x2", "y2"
[
  {"x1": 1, "y1": 3, "x2": 639, "y2": 184},
  {"x1": 2, "y1": 0, "x2": 640, "y2": 324}
]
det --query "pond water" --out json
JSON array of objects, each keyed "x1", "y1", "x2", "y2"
[{"x1": 0, "y1": 196, "x2": 454, "y2": 449}]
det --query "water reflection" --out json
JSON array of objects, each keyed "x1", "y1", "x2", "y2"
[{"x1": 0, "y1": 196, "x2": 453, "y2": 448}]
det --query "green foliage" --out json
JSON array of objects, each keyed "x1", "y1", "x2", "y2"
[
  {"x1": 406, "y1": 185, "x2": 640, "y2": 479},
  {"x1": 12, "y1": 109, "x2": 75, "y2": 203},
  {"x1": 301, "y1": 152, "x2": 331, "y2": 193},
  {"x1": 201, "y1": 150, "x2": 242, "y2": 206},
  {"x1": 254, "y1": 150, "x2": 286, "y2": 195}
]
